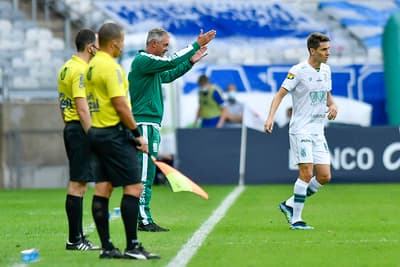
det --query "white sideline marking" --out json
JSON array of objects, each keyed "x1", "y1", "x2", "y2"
[{"x1": 166, "y1": 185, "x2": 245, "y2": 267}]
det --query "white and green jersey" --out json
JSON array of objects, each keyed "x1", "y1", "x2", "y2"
[{"x1": 281, "y1": 61, "x2": 332, "y2": 135}]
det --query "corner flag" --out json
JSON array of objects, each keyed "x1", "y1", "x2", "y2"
[
  {"x1": 150, "y1": 156, "x2": 209, "y2": 199},
  {"x1": 242, "y1": 105, "x2": 265, "y2": 132}
]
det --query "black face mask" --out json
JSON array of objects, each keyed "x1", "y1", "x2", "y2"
[{"x1": 228, "y1": 97, "x2": 236, "y2": 104}]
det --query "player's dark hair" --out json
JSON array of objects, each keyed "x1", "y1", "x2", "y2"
[
  {"x1": 307, "y1": 32, "x2": 330, "y2": 51},
  {"x1": 75, "y1": 29, "x2": 96, "y2": 52},
  {"x1": 98, "y1": 22, "x2": 123, "y2": 47},
  {"x1": 146, "y1": 28, "x2": 168, "y2": 46},
  {"x1": 198, "y1": 74, "x2": 209, "y2": 86}
]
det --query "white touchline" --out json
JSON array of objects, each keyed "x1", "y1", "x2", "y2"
[{"x1": 166, "y1": 185, "x2": 245, "y2": 267}]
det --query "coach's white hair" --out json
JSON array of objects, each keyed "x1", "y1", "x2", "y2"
[{"x1": 146, "y1": 28, "x2": 168, "y2": 46}]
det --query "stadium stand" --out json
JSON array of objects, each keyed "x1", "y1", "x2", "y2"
[
  {"x1": 0, "y1": 1, "x2": 70, "y2": 100},
  {"x1": 96, "y1": 0, "x2": 352, "y2": 65},
  {"x1": 44, "y1": 0, "x2": 370, "y2": 65},
  {"x1": 318, "y1": 1, "x2": 400, "y2": 63},
  {"x1": 0, "y1": 0, "x2": 393, "y2": 125},
  {"x1": 0, "y1": 0, "x2": 382, "y2": 96},
  {"x1": 52, "y1": 0, "x2": 105, "y2": 30}
]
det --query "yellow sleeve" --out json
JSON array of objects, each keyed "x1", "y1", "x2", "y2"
[
  {"x1": 71, "y1": 68, "x2": 87, "y2": 99},
  {"x1": 105, "y1": 67, "x2": 125, "y2": 98}
]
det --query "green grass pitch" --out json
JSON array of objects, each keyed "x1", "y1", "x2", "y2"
[{"x1": 1, "y1": 184, "x2": 399, "y2": 267}]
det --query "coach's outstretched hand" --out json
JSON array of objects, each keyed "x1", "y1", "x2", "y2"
[
  {"x1": 190, "y1": 46, "x2": 208, "y2": 64},
  {"x1": 196, "y1": 29, "x2": 216, "y2": 46}
]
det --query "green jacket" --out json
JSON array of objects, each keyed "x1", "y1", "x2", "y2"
[{"x1": 128, "y1": 42, "x2": 200, "y2": 125}]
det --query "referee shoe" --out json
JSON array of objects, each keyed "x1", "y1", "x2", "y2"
[
  {"x1": 124, "y1": 243, "x2": 161, "y2": 260},
  {"x1": 65, "y1": 238, "x2": 99, "y2": 251},
  {"x1": 99, "y1": 247, "x2": 124, "y2": 259},
  {"x1": 82, "y1": 236, "x2": 100, "y2": 250}
]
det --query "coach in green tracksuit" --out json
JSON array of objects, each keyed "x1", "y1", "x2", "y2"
[{"x1": 128, "y1": 28, "x2": 216, "y2": 232}]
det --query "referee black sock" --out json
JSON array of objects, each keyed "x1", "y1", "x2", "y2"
[
  {"x1": 121, "y1": 194, "x2": 140, "y2": 250},
  {"x1": 65, "y1": 194, "x2": 82, "y2": 243},
  {"x1": 92, "y1": 195, "x2": 113, "y2": 250},
  {"x1": 78, "y1": 196, "x2": 84, "y2": 239}
]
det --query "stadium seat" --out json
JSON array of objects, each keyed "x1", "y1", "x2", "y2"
[
  {"x1": 12, "y1": 76, "x2": 40, "y2": 90},
  {"x1": 49, "y1": 38, "x2": 65, "y2": 51},
  {"x1": 229, "y1": 47, "x2": 247, "y2": 64},
  {"x1": 0, "y1": 19, "x2": 12, "y2": 33},
  {"x1": 12, "y1": 20, "x2": 37, "y2": 31},
  {"x1": 367, "y1": 48, "x2": 382, "y2": 64},
  {"x1": 50, "y1": 58, "x2": 65, "y2": 70},
  {"x1": 37, "y1": 28, "x2": 53, "y2": 40},
  {"x1": 11, "y1": 57, "x2": 26, "y2": 69},
  {"x1": 318, "y1": 1, "x2": 400, "y2": 51},
  {"x1": 25, "y1": 28, "x2": 40, "y2": 44}
]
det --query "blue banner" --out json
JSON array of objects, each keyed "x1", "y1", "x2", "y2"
[
  {"x1": 177, "y1": 126, "x2": 400, "y2": 185},
  {"x1": 182, "y1": 64, "x2": 387, "y2": 125}
]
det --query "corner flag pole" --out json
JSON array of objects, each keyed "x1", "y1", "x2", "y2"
[
  {"x1": 238, "y1": 123, "x2": 247, "y2": 186},
  {"x1": 239, "y1": 105, "x2": 266, "y2": 186}
]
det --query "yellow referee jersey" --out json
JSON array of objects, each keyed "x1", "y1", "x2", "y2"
[
  {"x1": 57, "y1": 55, "x2": 88, "y2": 122},
  {"x1": 85, "y1": 51, "x2": 130, "y2": 128}
]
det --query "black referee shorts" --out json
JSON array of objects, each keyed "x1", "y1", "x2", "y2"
[
  {"x1": 63, "y1": 121, "x2": 100, "y2": 182},
  {"x1": 87, "y1": 123, "x2": 140, "y2": 187}
]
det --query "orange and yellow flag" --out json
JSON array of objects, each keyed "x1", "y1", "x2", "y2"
[{"x1": 150, "y1": 156, "x2": 209, "y2": 200}]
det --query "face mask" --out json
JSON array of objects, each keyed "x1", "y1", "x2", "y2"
[
  {"x1": 228, "y1": 91, "x2": 236, "y2": 100},
  {"x1": 200, "y1": 86, "x2": 208, "y2": 92}
]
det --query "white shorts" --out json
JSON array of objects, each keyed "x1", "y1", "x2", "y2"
[{"x1": 289, "y1": 134, "x2": 330, "y2": 165}]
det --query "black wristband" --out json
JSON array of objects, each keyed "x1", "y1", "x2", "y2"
[{"x1": 131, "y1": 128, "x2": 141, "y2": 138}]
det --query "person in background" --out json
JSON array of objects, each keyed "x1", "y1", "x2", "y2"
[
  {"x1": 286, "y1": 106, "x2": 293, "y2": 120},
  {"x1": 281, "y1": 106, "x2": 293, "y2": 128},
  {"x1": 194, "y1": 74, "x2": 227, "y2": 128},
  {"x1": 223, "y1": 83, "x2": 243, "y2": 128},
  {"x1": 85, "y1": 22, "x2": 159, "y2": 260},
  {"x1": 264, "y1": 32, "x2": 338, "y2": 230},
  {"x1": 129, "y1": 28, "x2": 216, "y2": 232},
  {"x1": 58, "y1": 28, "x2": 99, "y2": 251}
]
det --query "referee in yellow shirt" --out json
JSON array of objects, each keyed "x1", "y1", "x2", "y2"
[
  {"x1": 58, "y1": 29, "x2": 99, "y2": 251},
  {"x1": 85, "y1": 22, "x2": 160, "y2": 260}
]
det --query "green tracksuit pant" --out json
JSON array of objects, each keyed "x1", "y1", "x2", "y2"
[{"x1": 137, "y1": 124, "x2": 160, "y2": 225}]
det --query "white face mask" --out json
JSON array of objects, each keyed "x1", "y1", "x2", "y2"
[
  {"x1": 200, "y1": 86, "x2": 208, "y2": 92},
  {"x1": 227, "y1": 91, "x2": 236, "y2": 100}
]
